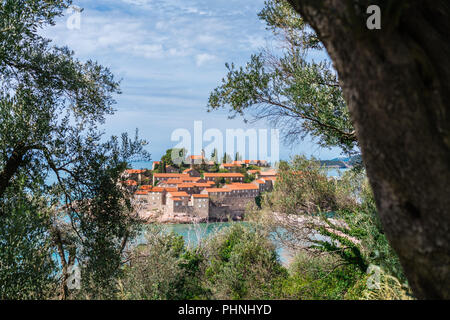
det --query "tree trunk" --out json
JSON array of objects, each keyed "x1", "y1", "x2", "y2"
[{"x1": 287, "y1": 0, "x2": 450, "y2": 299}]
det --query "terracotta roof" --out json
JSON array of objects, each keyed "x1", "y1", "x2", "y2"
[
  {"x1": 205, "y1": 188, "x2": 231, "y2": 193},
  {"x1": 248, "y1": 170, "x2": 260, "y2": 174},
  {"x1": 178, "y1": 183, "x2": 195, "y2": 188},
  {"x1": 122, "y1": 180, "x2": 138, "y2": 186},
  {"x1": 192, "y1": 194, "x2": 209, "y2": 198},
  {"x1": 225, "y1": 183, "x2": 259, "y2": 190},
  {"x1": 260, "y1": 170, "x2": 277, "y2": 176},
  {"x1": 150, "y1": 186, "x2": 178, "y2": 193},
  {"x1": 169, "y1": 192, "x2": 189, "y2": 197},
  {"x1": 172, "y1": 197, "x2": 182, "y2": 201},
  {"x1": 189, "y1": 155, "x2": 204, "y2": 160},
  {"x1": 125, "y1": 169, "x2": 146, "y2": 174},
  {"x1": 203, "y1": 173, "x2": 244, "y2": 178},
  {"x1": 139, "y1": 185, "x2": 153, "y2": 190},
  {"x1": 222, "y1": 163, "x2": 241, "y2": 167},
  {"x1": 135, "y1": 190, "x2": 149, "y2": 195},
  {"x1": 253, "y1": 180, "x2": 266, "y2": 184},
  {"x1": 153, "y1": 173, "x2": 184, "y2": 178},
  {"x1": 180, "y1": 176, "x2": 200, "y2": 181},
  {"x1": 192, "y1": 183, "x2": 213, "y2": 187},
  {"x1": 164, "y1": 179, "x2": 184, "y2": 184}
]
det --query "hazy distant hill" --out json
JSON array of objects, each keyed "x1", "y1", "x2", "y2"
[{"x1": 319, "y1": 155, "x2": 362, "y2": 168}]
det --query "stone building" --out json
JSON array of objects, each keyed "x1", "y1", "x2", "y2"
[
  {"x1": 132, "y1": 161, "x2": 277, "y2": 222},
  {"x1": 183, "y1": 168, "x2": 201, "y2": 177},
  {"x1": 153, "y1": 173, "x2": 184, "y2": 185},
  {"x1": 203, "y1": 172, "x2": 244, "y2": 183}
]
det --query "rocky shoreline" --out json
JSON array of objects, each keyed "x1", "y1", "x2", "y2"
[{"x1": 140, "y1": 212, "x2": 243, "y2": 225}]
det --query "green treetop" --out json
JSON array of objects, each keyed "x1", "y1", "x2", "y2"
[{"x1": 207, "y1": 0, "x2": 357, "y2": 153}]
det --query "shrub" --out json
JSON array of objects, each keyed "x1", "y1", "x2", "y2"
[
  {"x1": 280, "y1": 252, "x2": 364, "y2": 300},
  {"x1": 120, "y1": 228, "x2": 209, "y2": 300},
  {"x1": 204, "y1": 223, "x2": 287, "y2": 299}
]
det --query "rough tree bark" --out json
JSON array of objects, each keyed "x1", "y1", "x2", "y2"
[{"x1": 286, "y1": 0, "x2": 450, "y2": 299}]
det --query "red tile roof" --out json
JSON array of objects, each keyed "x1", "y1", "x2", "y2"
[
  {"x1": 223, "y1": 163, "x2": 241, "y2": 167},
  {"x1": 192, "y1": 194, "x2": 209, "y2": 198},
  {"x1": 180, "y1": 176, "x2": 200, "y2": 181},
  {"x1": 260, "y1": 170, "x2": 277, "y2": 176},
  {"x1": 205, "y1": 188, "x2": 231, "y2": 193},
  {"x1": 192, "y1": 183, "x2": 213, "y2": 187},
  {"x1": 253, "y1": 180, "x2": 266, "y2": 184},
  {"x1": 203, "y1": 173, "x2": 244, "y2": 178},
  {"x1": 153, "y1": 173, "x2": 184, "y2": 178},
  {"x1": 164, "y1": 179, "x2": 184, "y2": 184},
  {"x1": 225, "y1": 183, "x2": 259, "y2": 190},
  {"x1": 169, "y1": 192, "x2": 190, "y2": 197},
  {"x1": 164, "y1": 187, "x2": 178, "y2": 192},
  {"x1": 179, "y1": 183, "x2": 195, "y2": 188},
  {"x1": 122, "y1": 180, "x2": 138, "y2": 186},
  {"x1": 189, "y1": 155, "x2": 204, "y2": 160},
  {"x1": 125, "y1": 169, "x2": 146, "y2": 174}
]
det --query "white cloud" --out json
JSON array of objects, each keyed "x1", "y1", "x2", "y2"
[
  {"x1": 195, "y1": 53, "x2": 217, "y2": 67},
  {"x1": 121, "y1": 0, "x2": 152, "y2": 6},
  {"x1": 130, "y1": 44, "x2": 164, "y2": 58},
  {"x1": 38, "y1": 0, "x2": 340, "y2": 160}
]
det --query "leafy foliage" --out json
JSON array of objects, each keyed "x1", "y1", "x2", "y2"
[
  {"x1": 280, "y1": 252, "x2": 364, "y2": 300},
  {"x1": 204, "y1": 224, "x2": 287, "y2": 299},
  {"x1": 0, "y1": 177, "x2": 57, "y2": 299},
  {"x1": 121, "y1": 228, "x2": 210, "y2": 300},
  {"x1": 0, "y1": 0, "x2": 149, "y2": 299},
  {"x1": 208, "y1": 0, "x2": 356, "y2": 152},
  {"x1": 253, "y1": 156, "x2": 407, "y2": 291}
]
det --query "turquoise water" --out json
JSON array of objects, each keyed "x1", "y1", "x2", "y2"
[
  {"x1": 326, "y1": 167, "x2": 350, "y2": 177},
  {"x1": 130, "y1": 161, "x2": 154, "y2": 169},
  {"x1": 135, "y1": 222, "x2": 293, "y2": 265}
]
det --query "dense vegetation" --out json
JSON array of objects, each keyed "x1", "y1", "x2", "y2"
[
  {"x1": 117, "y1": 159, "x2": 412, "y2": 300},
  {"x1": 0, "y1": 0, "x2": 149, "y2": 299},
  {"x1": 207, "y1": 0, "x2": 356, "y2": 153}
]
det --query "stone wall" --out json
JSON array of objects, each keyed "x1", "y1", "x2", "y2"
[{"x1": 208, "y1": 206, "x2": 244, "y2": 222}]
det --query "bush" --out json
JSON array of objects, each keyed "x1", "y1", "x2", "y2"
[
  {"x1": 204, "y1": 224, "x2": 287, "y2": 299},
  {"x1": 120, "y1": 228, "x2": 210, "y2": 300},
  {"x1": 280, "y1": 252, "x2": 364, "y2": 300},
  {"x1": 250, "y1": 155, "x2": 409, "y2": 298},
  {"x1": 0, "y1": 188, "x2": 57, "y2": 300}
]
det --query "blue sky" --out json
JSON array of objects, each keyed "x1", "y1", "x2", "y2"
[{"x1": 42, "y1": 0, "x2": 343, "y2": 162}]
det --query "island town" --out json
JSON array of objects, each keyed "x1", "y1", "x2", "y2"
[{"x1": 121, "y1": 151, "x2": 277, "y2": 223}]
